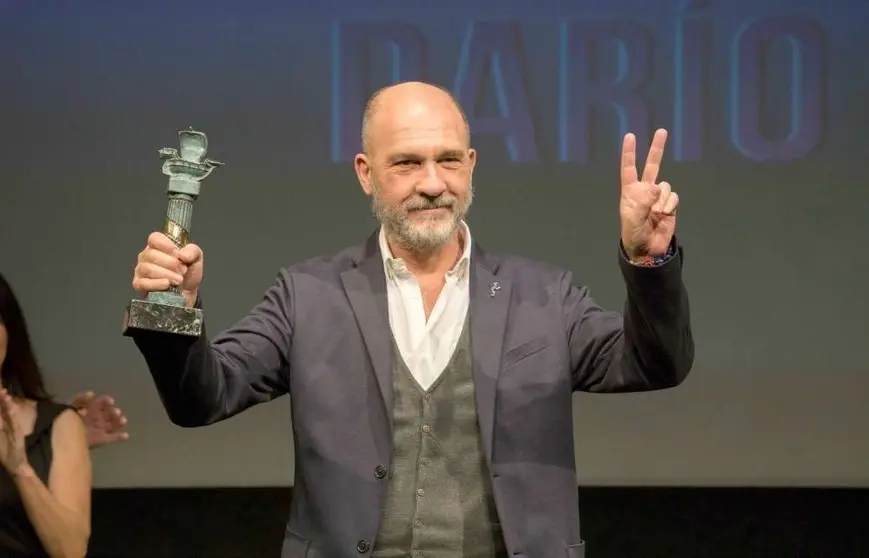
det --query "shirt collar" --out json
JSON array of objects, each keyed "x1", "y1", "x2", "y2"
[{"x1": 379, "y1": 221, "x2": 472, "y2": 281}]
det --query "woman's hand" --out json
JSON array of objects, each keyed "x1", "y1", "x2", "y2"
[{"x1": 0, "y1": 389, "x2": 30, "y2": 474}]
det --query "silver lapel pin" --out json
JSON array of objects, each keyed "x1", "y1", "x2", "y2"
[{"x1": 489, "y1": 282, "x2": 501, "y2": 298}]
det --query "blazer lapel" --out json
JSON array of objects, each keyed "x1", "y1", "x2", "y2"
[
  {"x1": 470, "y1": 245, "x2": 511, "y2": 461},
  {"x1": 341, "y1": 235, "x2": 393, "y2": 427}
]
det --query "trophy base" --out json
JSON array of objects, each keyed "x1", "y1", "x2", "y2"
[{"x1": 122, "y1": 299, "x2": 203, "y2": 338}]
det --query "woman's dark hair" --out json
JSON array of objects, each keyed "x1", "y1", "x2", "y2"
[{"x1": 0, "y1": 272, "x2": 50, "y2": 401}]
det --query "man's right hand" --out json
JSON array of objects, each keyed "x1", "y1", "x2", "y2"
[{"x1": 132, "y1": 232, "x2": 204, "y2": 308}]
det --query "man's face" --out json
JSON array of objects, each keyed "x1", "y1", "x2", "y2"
[{"x1": 357, "y1": 96, "x2": 476, "y2": 253}]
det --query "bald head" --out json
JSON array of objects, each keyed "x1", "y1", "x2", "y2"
[{"x1": 361, "y1": 81, "x2": 470, "y2": 155}]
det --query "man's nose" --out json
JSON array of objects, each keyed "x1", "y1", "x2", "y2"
[{"x1": 416, "y1": 165, "x2": 448, "y2": 197}]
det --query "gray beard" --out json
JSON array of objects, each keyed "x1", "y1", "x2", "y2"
[{"x1": 370, "y1": 179, "x2": 473, "y2": 254}]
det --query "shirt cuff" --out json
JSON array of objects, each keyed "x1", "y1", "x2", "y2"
[{"x1": 620, "y1": 238, "x2": 677, "y2": 267}]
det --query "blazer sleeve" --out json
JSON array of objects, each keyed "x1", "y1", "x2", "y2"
[
  {"x1": 561, "y1": 242, "x2": 694, "y2": 393},
  {"x1": 131, "y1": 269, "x2": 294, "y2": 426}
]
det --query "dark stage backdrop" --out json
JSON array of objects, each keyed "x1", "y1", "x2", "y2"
[
  {"x1": 0, "y1": 0, "x2": 867, "y2": 502},
  {"x1": 85, "y1": 486, "x2": 869, "y2": 557}
]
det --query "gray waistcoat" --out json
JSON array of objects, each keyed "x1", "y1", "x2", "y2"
[{"x1": 372, "y1": 315, "x2": 507, "y2": 558}]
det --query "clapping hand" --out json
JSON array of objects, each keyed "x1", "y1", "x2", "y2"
[
  {"x1": 70, "y1": 391, "x2": 129, "y2": 449},
  {"x1": 619, "y1": 129, "x2": 680, "y2": 260},
  {"x1": 0, "y1": 389, "x2": 29, "y2": 474}
]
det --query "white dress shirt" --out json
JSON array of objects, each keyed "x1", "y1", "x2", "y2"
[{"x1": 379, "y1": 222, "x2": 472, "y2": 391}]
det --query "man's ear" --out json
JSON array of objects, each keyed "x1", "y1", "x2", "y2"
[{"x1": 354, "y1": 153, "x2": 373, "y2": 195}]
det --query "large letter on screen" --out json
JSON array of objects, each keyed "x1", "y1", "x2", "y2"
[
  {"x1": 331, "y1": 22, "x2": 425, "y2": 162},
  {"x1": 674, "y1": 16, "x2": 711, "y2": 162},
  {"x1": 731, "y1": 17, "x2": 824, "y2": 161},
  {"x1": 453, "y1": 21, "x2": 538, "y2": 163},
  {"x1": 559, "y1": 20, "x2": 652, "y2": 164}
]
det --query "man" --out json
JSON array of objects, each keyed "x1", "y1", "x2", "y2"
[{"x1": 129, "y1": 81, "x2": 693, "y2": 557}]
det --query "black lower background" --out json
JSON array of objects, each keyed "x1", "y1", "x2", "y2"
[{"x1": 87, "y1": 486, "x2": 867, "y2": 557}]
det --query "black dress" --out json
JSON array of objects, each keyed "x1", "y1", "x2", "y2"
[{"x1": 0, "y1": 400, "x2": 71, "y2": 557}]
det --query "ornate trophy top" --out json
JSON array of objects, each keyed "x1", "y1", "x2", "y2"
[{"x1": 159, "y1": 127, "x2": 224, "y2": 188}]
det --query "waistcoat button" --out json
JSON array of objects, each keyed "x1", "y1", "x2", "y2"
[
  {"x1": 356, "y1": 538, "x2": 371, "y2": 553},
  {"x1": 374, "y1": 464, "x2": 387, "y2": 479}
]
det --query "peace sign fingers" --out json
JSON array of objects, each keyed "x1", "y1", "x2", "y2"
[
  {"x1": 641, "y1": 128, "x2": 668, "y2": 185},
  {"x1": 618, "y1": 128, "x2": 678, "y2": 257}
]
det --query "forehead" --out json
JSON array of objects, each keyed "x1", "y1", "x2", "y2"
[{"x1": 373, "y1": 99, "x2": 467, "y2": 156}]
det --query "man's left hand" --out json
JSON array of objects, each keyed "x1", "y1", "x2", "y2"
[
  {"x1": 619, "y1": 128, "x2": 680, "y2": 260},
  {"x1": 70, "y1": 391, "x2": 129, "y2": 449}
]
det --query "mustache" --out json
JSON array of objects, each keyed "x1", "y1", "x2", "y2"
[{"x1": 404, "y1": 197, "x2": 455, "y2": 212}]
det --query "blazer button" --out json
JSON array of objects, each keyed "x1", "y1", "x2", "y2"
[
  {"x1": 356, "y1": 538, "x2": 371, "y2": 553},
  {"x1": 374, "y1": 465, "x2": 388, "y2": 479}
]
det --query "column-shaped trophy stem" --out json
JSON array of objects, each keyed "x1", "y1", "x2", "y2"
[
  {"x1": 165, "y1": 193, "x2": 195, "y2": 248},
  {"x1": 163, "y1": 192, "x2": 195, "y2": 296}
]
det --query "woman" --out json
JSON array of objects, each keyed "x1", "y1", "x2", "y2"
[{"x1": 0, "y1": 272, "x2": 91, "y2": 557}]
